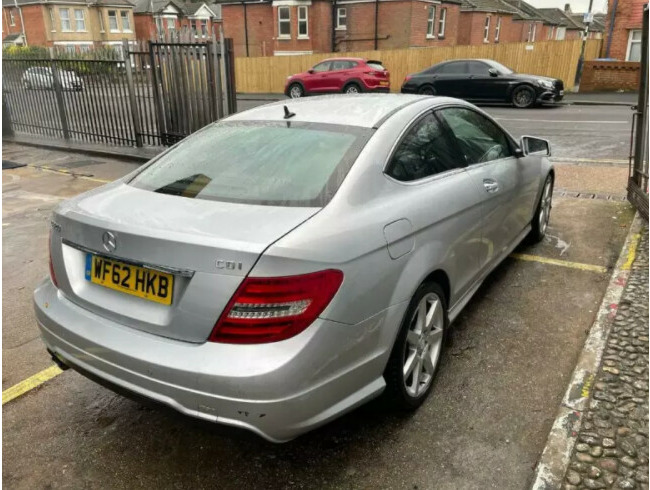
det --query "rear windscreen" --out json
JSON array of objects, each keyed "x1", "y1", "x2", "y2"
[
  {"x1": 129, "y1": 121, "x2": 372, "y2": 207},
  {"x1": 367, "y1": 62, "x2": 385, "y2": 71}
]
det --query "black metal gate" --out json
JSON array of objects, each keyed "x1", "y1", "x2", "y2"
[
  {"x1": 628, "y1": 4, "x2": 649, "y2": 220},
  {"x1": 2, "y1": 31, "x2": 236, "y2": 148}
]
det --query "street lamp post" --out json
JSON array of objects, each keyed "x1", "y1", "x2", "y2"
[{"x1": 573, "y1": 0, "x2": 595, "y2": 90}]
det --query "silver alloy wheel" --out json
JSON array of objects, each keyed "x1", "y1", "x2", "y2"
[
  {"x1": 539, "y1": 179, "x2": 553, "y2": 235},
  {"x1": 345, "y1": 85, "x2": 360, "y2": 94},
  {"x1": 289, "y1": 85, "x2": 302, "y2": 98},
  {"x1": 403, "y1": 292, "x2": 444, "y2": 397}
]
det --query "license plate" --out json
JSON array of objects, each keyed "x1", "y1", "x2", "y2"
[
  {"x1": 85, "y1": 254, "x2": 174, "y2": 306},
  {"x1": 559, "y1": 90, "x2": 564, "y2": 96},
  {"x1": 379, "y1": 81, "x2": 389, "y2": 86}
]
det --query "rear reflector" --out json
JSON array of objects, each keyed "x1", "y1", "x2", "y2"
[
  {"x1": 209, "y1": 269, "x2": 343, "y2": 344},
  {"x1": 48, "y1": 230, "x2": 58, "y2": 287}
]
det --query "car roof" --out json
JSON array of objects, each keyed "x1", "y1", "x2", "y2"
[
  {"x1": 226, "y1": 94, "x2": 458, "y2": 129},
  {"x1": 320, "y1": 57, "x2": 367, "y2": 63}
]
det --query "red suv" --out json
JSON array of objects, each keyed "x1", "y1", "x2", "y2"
[{"x1": 284, "y1": 58, "x2": 390, "y2": 98}]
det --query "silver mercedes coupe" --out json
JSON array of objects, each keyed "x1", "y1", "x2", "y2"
[{"x1": 34, "y1": 94, "x2": 554, "y2": 442}]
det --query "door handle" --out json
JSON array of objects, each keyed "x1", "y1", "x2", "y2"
[{"x1": 483, "y1": 179, "x2": 499, "y2": 193}]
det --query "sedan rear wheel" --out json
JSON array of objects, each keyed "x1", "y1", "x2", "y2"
[
  {"x1": 384, "y1": 282, "x2": 447, "y2": 409},
  {"x1": 512, "y1": 85, "x2": 536, "y2": 108},
  {"x1": 418, "y1": 85, "x2": 435, "y2": 96}
]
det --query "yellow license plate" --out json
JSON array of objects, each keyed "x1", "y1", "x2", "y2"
[
  {"x1": 85, "y1": 254, "x2": 174, "y2": 305},
  {"x1": 379, "y1": 81, "x2": 389, "y2": 86}
]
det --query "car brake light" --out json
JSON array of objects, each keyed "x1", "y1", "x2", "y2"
[
  {"x1": 404, "y1": 74, "x2": 413, "y2": 82},
  {"x1": 48, "y1": 230, "x2": 58, "y2": 287},
  {"x1": 209, "y1": 269, "x2": 343, "y2": 344}
]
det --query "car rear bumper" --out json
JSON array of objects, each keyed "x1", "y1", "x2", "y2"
[
  {"x1": 363, "y1": 86, "x2": 390, "y2": 93},
  {"x1": 34, "y1": 278, "x2": 406, "y2": 442}
]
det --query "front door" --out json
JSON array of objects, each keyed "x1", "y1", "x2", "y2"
[
  {"x1": 306, "y1": 61, "x2": 332, "y2": 93},
  {"x1": 433, "y1": 61, "x2": 469, "y2": 98},
  {"x1": 466, "y1": 61, "x2": 512, "y2": 101},
  {"x1": 437, "y1": 106, "x2": 534, "y2": 272}
]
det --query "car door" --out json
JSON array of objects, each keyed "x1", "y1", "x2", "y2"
[
  {"x1": 384, "y1": 111, "x2": 484, "y2": 305},
  {"x1": 433, "y1": 61, "x2": 469, "y2": 98},
  {"x1": 329, "y1": 60, "x2": 354, "y2": 91},
  {"x1": 466, "y1": 61, "x2": 497, "y2": 100},
  {"x1": 305, "y1": 61, "x2": 331, "y2": 93},
  {"x1": 437, "y1": 106, "x2": 537, "y2": 273}
]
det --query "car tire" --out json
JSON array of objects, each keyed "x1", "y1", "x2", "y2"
[
  {"x1": 529, "y1": 174, "x2": 554, "y2": 243},
  {"x1": 383, "y1": 281, "x2": 448, "y2": 410},
  {"x1": 288, "y1": 83, "x2": 303, "y2": 99},
  {"x1": 418, "y1": 85, "x2": 436, "y2": 96},
  {"x1": 343, "y1": 83, "x2": 361, "y2": 94},
  {"x1": 512, "y1": 85, "x2": 536, "y2": 108}
]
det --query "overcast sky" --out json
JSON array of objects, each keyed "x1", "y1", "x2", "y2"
[{"x1": 527, "y1": 0, "x2": 608, "y2": 14}]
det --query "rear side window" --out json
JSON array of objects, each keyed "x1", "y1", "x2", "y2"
[
  {"x1": 386, "y1": 113, "x2": 463, "y2": 182},
  {"x1": 437, "y1": 62, "x2": 467, "y2": 74},
  {"x1": 331, "y1": 60, "x2": 356, "y2": 70},
  {"x1": 438, "y1": 107, "x2": 513, "y2": 164},
  {"x1": 129, "y1": 122, "x2": 371, "y2": 207}
]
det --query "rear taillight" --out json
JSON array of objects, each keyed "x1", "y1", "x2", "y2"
[
  {"x1": 404, "y1": 74, "x2": 413, "y2": 82},
  {"x1": 48, "y1": 230, "x2": 58, "y2": 287},
  {"x1": 209, "y1": 269, "x2": 344, "y2": 344}
]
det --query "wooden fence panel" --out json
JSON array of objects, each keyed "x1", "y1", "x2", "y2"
[{"x1": 235, "y1": 39, "x2": 603, "y2": 94}]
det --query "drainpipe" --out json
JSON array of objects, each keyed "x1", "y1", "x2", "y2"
[
  {"x1": 242, "y1": 1, "x2": 249, "y2": 57},
  {"x1": 604, "y1": 0, "x2": 618, "y2": 58},
  {"x1": 15, "y1": 0, "x2": 27, "y2": 45},
  {"x1": 331, "y1": 0, "x2": 336, "y2": 52},
  {"x1": 374, "y1": 0, "x2": 378, "y2": 49}
]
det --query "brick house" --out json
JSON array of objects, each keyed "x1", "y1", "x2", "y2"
[
  {"x1": 219, "y1": 0, "x2": 462, "y2": 57},
  {"x1": 536, "y1": 6, "x2": 584, "y2": 40},
  {"x1": 2, "y1": 0, "x2": 136, "y2": 51},
  {"x1": 602, "y1": 0, "x2": 646, "y2": 60},
  {"x1": 458, "y1": 0, "x2": 554, "y2": 45},
  {"x1": 132, "y1": 0, "x2": 222, "y2": 41}
]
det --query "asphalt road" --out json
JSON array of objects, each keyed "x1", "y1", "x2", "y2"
[{"x1": 1, "y1": 101, "x2": 636, "y2": 488}]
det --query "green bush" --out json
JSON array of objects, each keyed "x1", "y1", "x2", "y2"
[{"x1": 2, "y1": 45, "x2": 48, "y2": 59}]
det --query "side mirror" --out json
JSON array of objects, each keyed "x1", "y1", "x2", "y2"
[
  {"x1": 488, "y1": 68, "x2": 499, "y2": 77},
  {"x1": 308, "y1": 69, "x2": 315, "y2": 74},
  {"x1": 520, "y1": 136, "x2": 551, "y2": 156}
]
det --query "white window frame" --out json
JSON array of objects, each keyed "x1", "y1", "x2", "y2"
[
  {"x1": 556, "y1": 26, "x2": 566, "y2": 40},
  {"x1": 427, "y1": 6, "x2": 436, "y2": 38},
  {"x1": 200, "y1": 19, "x2": 207, "y2": 37},
  {"x1": 9, "y1": 10, "x2": 15, "y2": 26},
  {"x1": 165, "y1": 16, "x2": 176, "y2": 31},
  {"x1": 60, "y1": 8, "x2": 72, "y2": 32},
  {"x1": 120, "y1": 10, "x2": 131, "y2": 32},
  {"x1": 155, "y1": 16, "x2": 163, "y2": 33},
  {"x1": 49, "y1": 7, "x2": 56, "y2": 31},
  {"x1": 74, "y1": 9, "x2": 86, "y2": 31},
  {"x1": 336, "y1": 7, "x2": 346, "y2": 30},
  {"x1": 626, "y1": 29, "x2": 642, "y2": 61},
  {"x1": 483, "y1": 15, "x2": 490, "y2": 42},
  {"x1": 108, "y1": 10, "x2": 119, "y2": 32},
  {"x1": 278, "y1": 6, "x2": 290, "y2": 38},
  {"x1": 98, "y1": 10, "x2": 105, "y2": 32},
  {"x1": 190, "y1": 19, "x2": 197, "y2": 33},
  {"x1": 495, "y1": 16, "x2": 501, "y2": 42},
  {"x1": 297, "y1": 5, "x2": 308, "y2": 38},
  {"x1": 438, "y1": 7, "x2": 446, "y2": 38},
  {"x1": 547, "y1": 25, "x2": 554, "y2": 40}
]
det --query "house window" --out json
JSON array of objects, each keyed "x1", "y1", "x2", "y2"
[
  {"x1": 166, "y1": 17, "x2": 175, "y2": 31},
  {"x1": 120, "y1": 11, "x2": 131, "y2": 32},
  {"x1": 201, "y1": 20, "x2": 207, "y2": 37},
  {"x1": 336, "y1": 7, "x2": 346, "y2": 30},
  {"x1": 191, "y1": 19, "x2": 197, "y2": 32},
  {"x1": 108, "y1": 10, "x2": 119, "y2": 31},
  {"x1": 483, "y1": 16, "x2": 490, "y2": 42},
  {"x1": 627, "y1": 30, "x2": 642, "y2": 61},
  {"x1": 98, "y1": 11, "x2": 105, "y2": 32},
  {"x1": 49, "y1": 7, "x2": 56, "y2": 30},
  {"x1": 155, "y1": 17, "x2": 163, "y2": 33},
  {"x1": 9, "y1": 10, "x2": 15, "y2": 26},
  {"x1": 438, "y1": 8, "x2": 446, "y2": 37},
  {"x1": 74, "y1": 9, "x2": 85, "y2": 31},
  {"x1": 427, "y1": 6, "x2": 436, "y2": 38},
  {"x1": 278, "y1": 6, "x2": 290, "y2": 37},
  {"x1": 495, "y1": 16, "x2": 501, "y2": 42},
  {"x1": 65, "y1": 44, "x2": 76, "y2": 54},
  {"x1": 298, "y1": 6, "x2": 308, "y2": 38},
  {"x1": 547, "y1": 25, "x2": 554, "y2": 39},
  {"x1": 556, "y1": 26, "x2": 566, "y2": 40},
  {"x1": 527, "y1": 23, "x2": 536, "y2": 42},
  {"x1": 79, "y1": 45, "x2": 91, "y2": 53},
  {"x1": 60, "y1": 8, "x2": 72, "y2": 31}
]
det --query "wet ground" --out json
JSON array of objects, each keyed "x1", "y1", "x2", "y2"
[{"x1": 1, "y1": 101, "x2": 638, "y2": 489}]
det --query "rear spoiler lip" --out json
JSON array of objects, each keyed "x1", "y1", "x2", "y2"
[{"x1": 367, "y1": 59, "x2": 384, "y2": 66}]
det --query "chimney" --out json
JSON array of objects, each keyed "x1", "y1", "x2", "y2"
[{"x1": 564, "y1": 3, "x2": 571, "y2": 13}]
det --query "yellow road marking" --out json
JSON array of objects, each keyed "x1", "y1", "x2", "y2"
[
  {"x1": 2, "y1": 365, "x2": 63, "y2": 405},
  {"x1": 622, "y1": 233, "x2": 640, "y2": 270},
  {"x1": 32, "y1": 165, "x2": 112, "y2": 184},
  {"x1": 510, "y1": 253, "x2": 608, "y2": 273}
]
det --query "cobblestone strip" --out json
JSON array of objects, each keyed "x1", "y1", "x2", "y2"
[
  {"x1": 562, "y1": 226, "x2": 648, "y2": 489},
  {"x1": 531, "y1": 214, "x2": 646, "y2": 490}
]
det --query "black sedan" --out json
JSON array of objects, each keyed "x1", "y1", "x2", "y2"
[{"x1": 400, "y1": 59, "x2": 564, "y2": 108}]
